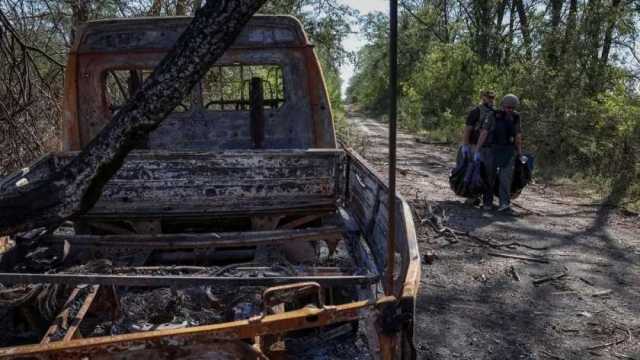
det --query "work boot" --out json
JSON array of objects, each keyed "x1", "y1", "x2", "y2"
[
  {"x1": 465, "y1": 198, "x2": 480, "y2": 206},
  {"x1": 497, "y1": 204, "x2": 516, "y2": 215}
]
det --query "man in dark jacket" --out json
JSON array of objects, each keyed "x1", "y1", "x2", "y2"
[
  {"x1": 459, "y1": 90, "x2": 495, "y2": 206},
  {"x1": 474, "y1": 94, "x2": 524, "y2": 213},
  {"x1": 461, "y1": 90, "x2": 495, "y2": 158}
]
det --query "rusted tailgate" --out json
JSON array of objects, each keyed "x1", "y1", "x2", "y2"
[{"x1": 1, "y1": 149, "x2": 344, "y2": 219}]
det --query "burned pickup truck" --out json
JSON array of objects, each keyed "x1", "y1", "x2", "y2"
[{"x1": 0, "y1": 16, "x2": 420, "y2": 359}]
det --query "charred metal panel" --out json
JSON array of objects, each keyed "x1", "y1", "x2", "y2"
[
  {"x1": 61, "y1": 53, "x2": 80, "y2": 151},
  {"x1": 342, "y1": 148, "x2": 420, "y2": 297},
  {"x1": 76, "y1": 49, "x2": 320, "y2": 150},
  {"x1": 4, "y1": 150, "x2": 344, "y2": 218},
  {"x1": 0, "y1": 299, "x2": 381, "y2": 359},
  {"x1": 303, "y1": 47, "x2": 336, "y2": 148},
  {"x1": 75, "y1": 16, "x2": 308, "y2": 54},
  {"x1": 342, "y1": 148, "x2": 421, "y2": 355}
]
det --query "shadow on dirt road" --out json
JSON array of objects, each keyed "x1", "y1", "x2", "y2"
[{"x1": 347, "y1": 112, "x2": 640, "y2": 360}]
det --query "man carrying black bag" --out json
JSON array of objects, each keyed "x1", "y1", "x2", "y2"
[
  {"x1": 458, "y1": 90, "x2": 495, "y2": 206},
  {"x1": 474, "y1": 94, "x2": 526, "y2": 213}
]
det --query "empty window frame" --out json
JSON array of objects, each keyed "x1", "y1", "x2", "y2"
[
  {"x1": 202, "y1": 64, "x2": 285, "y2": 111},
  {"x1": 104, "y1": 69, "x2": 191, "y2": 114}
]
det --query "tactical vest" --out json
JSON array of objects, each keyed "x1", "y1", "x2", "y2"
[
  {"x1": 490, "y1": 111, "x2": 517, "y2": 146},
  {"x1": 470, "y1": 104, "x2": 494, "y2": 145}
]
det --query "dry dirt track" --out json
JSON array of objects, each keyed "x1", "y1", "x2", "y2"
[{"x1": 347, "y1": 112, "x2": 640, "y2": 360}]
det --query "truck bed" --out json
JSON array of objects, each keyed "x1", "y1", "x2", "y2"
[{"x1": 0, "y1": 148, "x2": 420, "y2": 358}]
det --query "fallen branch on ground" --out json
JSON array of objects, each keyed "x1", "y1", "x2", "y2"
[
  {"x1": 541, "y1": 350, "x2": 566, "y2": 360},
  {"x1": 586, "y1": 327, "x2": 631, "y2": 350},
  {"x1": 419, "y1": 202, "x2": 548, "y2": 251},
  {"x1": 579, "y1": 277, "x2": 594, "y2": 286},
  {"x1": 510, "y1": 265, "x2": 521, "y2": 281},
  {"x1": 533, "y1": 272, "x2": 568, "y2": 285},
  {"x1": 591, "y1": 289, "x2": 613, "y2": 297},
  {"x1": 488, "y1": 252, "x2": 550, "y2": 263},
  {"x1": 612, "y1": 350, "x2": 638, "y2": 359},
  {"x1": 512, "y1": 202, "x2": 546, "y2": 217},
  {"x1": 422, "y1": 216, "x2": 548, "y2": 250}
]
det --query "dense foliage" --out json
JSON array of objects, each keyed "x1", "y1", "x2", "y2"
[
  {"x1": 260, "y1": 1, "x2": 355, "y2": 121},
  {"x1": 348, "y1": 0, "x2": 640, "y2": 207}
]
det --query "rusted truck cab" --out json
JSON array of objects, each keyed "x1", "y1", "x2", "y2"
[
  {"x1": 63, "y1": 15, "x2": 335, "y2": 152},
  {"x1": 0, "y1": 16, "x2": 420, "y2": 359}
]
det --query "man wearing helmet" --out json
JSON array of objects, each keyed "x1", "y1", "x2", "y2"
[{"x1": 474, "y1": 94, "x2": 524, "y2": 213}]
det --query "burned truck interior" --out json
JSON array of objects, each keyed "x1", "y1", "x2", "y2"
[{"x1": 0, "y1": 15, "x2": 419, "y2": 359}]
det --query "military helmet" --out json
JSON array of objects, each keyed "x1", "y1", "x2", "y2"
[{"x1": 501, "y1": 94, "x2": 519, "y2": 108}]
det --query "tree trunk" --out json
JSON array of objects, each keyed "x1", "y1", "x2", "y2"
[
  {"x1": 70, "y1": 0, "x2": 89, "y2": 44},
  {"x1": 493, "y1": 0, "x2": 508, "y2": 64},
  {"x1": 514, "y1": 0, "x2": 531, "y2": 59},
  {"x1": 544, "y1": 0, "x2": 563, "y2": 66},
  {"x1": 176, "y1": 0, "x2": 188, "y2": 16},
  {"x1": 0, "y1": 0, "x2": 267, "y2": 236},
  {"x1": 193, "y1": 0, "x2": 203, "y2": 15},
  {"x1": 561, "y1": 0, "x2": 577, "y2": 61},
  {"x1": 582, "y1": 0, "x2": 605, "y2": 93},
  {"x1": 583, "y1": 0, "x2": 603, "y2": 64},
  {"x1": 600, "y1": 0, "x2": 623, "y2": 66},
  {"x1": 472, "y1": 0, "x2": 494, "y2": 63},
  {"x1": 504, "y1": 0, "x2": 516, "y2": 65},
  {"x1": 148, "y1": 0, "x2": 163, "y2": 16},
  {"x1": 442, "y1": 0, "x2": 450, "y2": 43}
]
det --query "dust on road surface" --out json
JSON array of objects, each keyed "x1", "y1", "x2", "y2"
[{"x1": 347, "y1": 112, "x2": 640, "y2": 360}]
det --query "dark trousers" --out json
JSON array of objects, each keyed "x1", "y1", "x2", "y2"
[
  {"x1": 480, "y1": 147, "x2": 495, "y2": 206},
  {"x1": 482, "y1": 146, "x2": 515, "y2": 207},
  {"x1": 496, "y1": 154, "x2": 515, "y2": 207}
]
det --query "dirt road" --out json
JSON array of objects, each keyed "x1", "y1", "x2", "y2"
[{"x1": 347, "y1": 113, "x2": 640, "y2": 360}]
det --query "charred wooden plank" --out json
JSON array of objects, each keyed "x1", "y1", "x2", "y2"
[
  {"x1": 46, "y1": 226, "x2": 343, "y2": 249},
  {"x1": 114, "y1": 266, "x2": 356, "y2": 276},
  {"x1": 4, "y1": 150, "x2": 344, "y2": 220},
  {"x1": 41, "y1": 287, "x2": 84, "y2": 344},
  {"x1": 4, "y1": 150, "x2": 344, "y2": 188},
  {"x1": 279, "y1": 215, "x2": 323, "y2": 229},
  {"x1": 76, "y1": 199, "x2": 337, "y2": 220},
  {"x1": 0, "y1": 273, "x2": 378, "y2": 288},
  {"x1": 62, "y1": 285, "x2": 100, "y2": 342}
]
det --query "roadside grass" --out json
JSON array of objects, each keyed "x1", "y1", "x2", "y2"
[
  {"x1": 336, "y1": 105, "x2": 370, "y2": 154},
  {"x1": 535, "y1": 164, "x2": 640, "y2": 214},
  {"x1": 413, "y1": 127, "x2": 459, "y2": 144}
]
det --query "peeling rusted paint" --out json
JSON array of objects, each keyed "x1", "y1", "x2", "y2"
[
  {"x1": 0, "y1": 299, "x2": 388, "y2": 359},
  {"x1": 66, "y1": 16, "x2": 335, "y2": 151}
]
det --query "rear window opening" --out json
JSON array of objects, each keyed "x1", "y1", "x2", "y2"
[
  {"x1": 103, "y1": 64, "x2": 284, "y2": 116},
  {"x1": 104, "y1": 69, "x2": 191, "y2": 114},
  {"x1": 202, "y1": 64, "x2": 285, "y2": 111}
]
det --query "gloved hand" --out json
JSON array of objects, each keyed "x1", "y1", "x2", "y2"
[
  {"x1": 519, "y1": 155, "x2": 528, "y2": 164},
  {"x1": 461, "y1": 144, "x2": 472, "y2": 158},
  {"x1": 473, "y1": 151, "x2": 482, "y2": 162}
]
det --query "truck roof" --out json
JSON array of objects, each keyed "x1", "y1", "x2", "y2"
[{"x1": 72, "y1": 15, "x2": 310, "y2": 54}]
